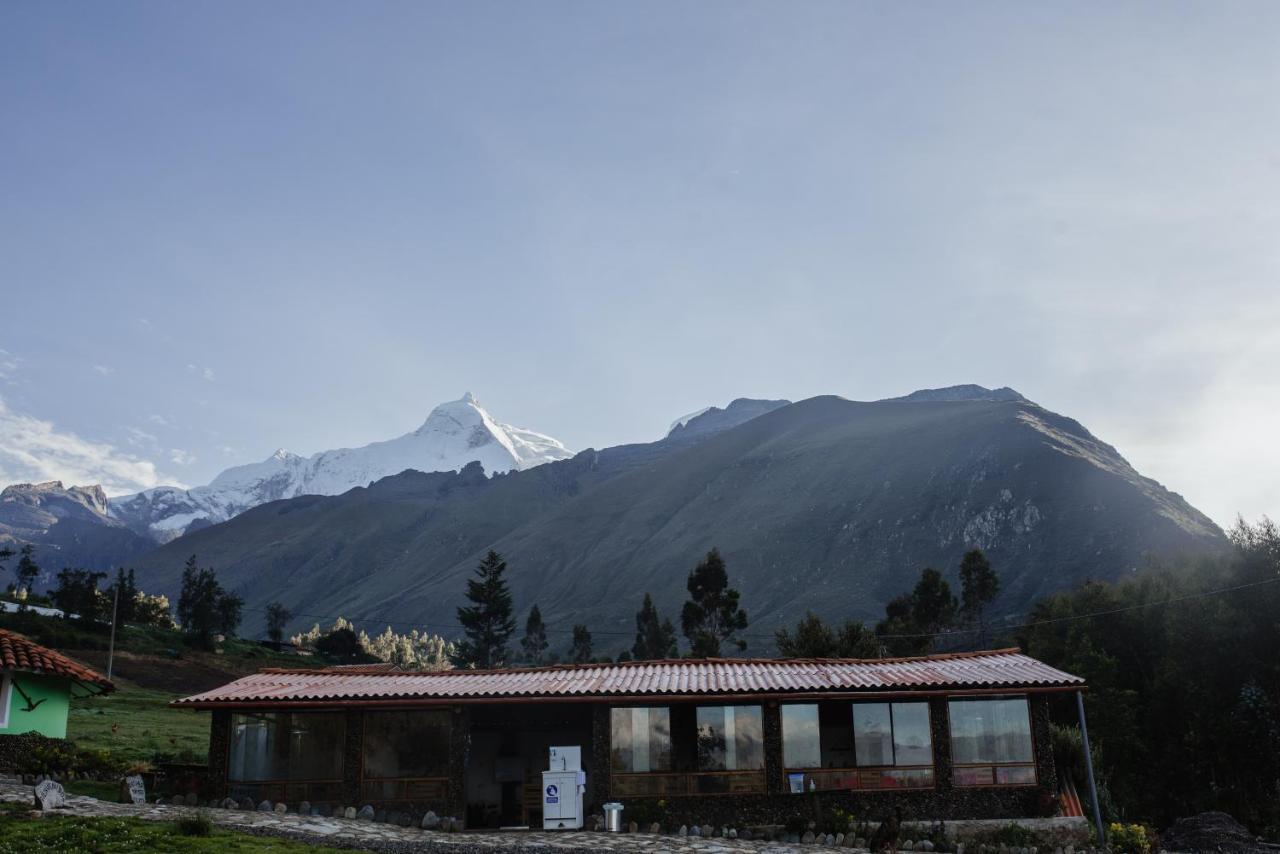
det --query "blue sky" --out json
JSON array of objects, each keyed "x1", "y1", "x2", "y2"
[{"x1": 1, "y1": 2, "x2": 1277, "y2": 527}]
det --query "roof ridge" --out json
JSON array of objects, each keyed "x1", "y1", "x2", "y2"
[{"x1": 255, "y1": 647, "x2": 1026, "y2": 678}]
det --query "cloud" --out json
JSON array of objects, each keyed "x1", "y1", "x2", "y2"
[
  {"x1": 186, "y1": 364, "x2": 215, "y2": 382},
  {"x1": 0, "y1": 349, "x2": 19, "y2": 381},
  {"x1": 0, "y1": 397, "x2": 183, "y2": 495},
  {"x1": 169, "y1": 448, "x2": 196, "y2": 466},
  {"x1": 148, "y1": 414, "x2": 173, "y2": 428},
  {"x1": 124, "y1": 426, "x2": 159, "y2": 448},
  {"x1": 91, "y1": 364, "x2": 115, "y2": 376}
]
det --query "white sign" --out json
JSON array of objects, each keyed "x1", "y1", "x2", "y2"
[
  {"x1": 35, "y1": 779, "x2": 67, "y2": 810},
  {"x1": 124, "y1": 775, "x2": 146, "y2": 805}
]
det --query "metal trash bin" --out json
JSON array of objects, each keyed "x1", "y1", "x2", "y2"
[{"x1": 602, "y1": 802, "x2": 624, "y2": 832}]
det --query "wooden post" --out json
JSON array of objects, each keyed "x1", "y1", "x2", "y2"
[{"x1": 1076, "y1": 690, "x2": 1106, "y2": 846}]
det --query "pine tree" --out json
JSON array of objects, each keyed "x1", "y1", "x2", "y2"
[
  {"x1": 521, "y1": 604, "x2": 549, "y2": 664},
  {"x1": 680, "y1": 548, "x2": 749, "y2": 657},
  {"x1": 0, "y1": 546, "x2": 13, "y2": 579},
  {"x1": 177, "y1": 555, "x2": 241, "y2": 648},
  {"x1": 912, "y1": 567, "x2": 958, "y2": 634},
  {"x1": 454, "y1": 550, "x2": 517, "y2": 669},
  {"x1": 265, "y1": 602, "x2": 291, "y2": 643},
  {"x1": 776, "y1": 612, "x2": 881, "y2": 658},
  {"x1": 15, "y1": 544, "x2": 40, "y2": 597},
  {"x1": 107, "y1": 568, "x2": 140, "y2": 624},
  {"x1": 569, "y1": 624, "x2": 593, "y2": 663},
  {"x1": 632, "y1": 593, "x2": 679, "y2": 660},
  {"x1": 959, "y1": 548, "x2": 1000, "y2": 646}
]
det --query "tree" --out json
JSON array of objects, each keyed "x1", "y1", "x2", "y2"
[
  {"x1": 632, "y1": 593, "x2": 679, "y2": 660},
  {"x1": 315, "y1": 626, "x2": 377, "y2": 664},
  {"x1": 176, "y1": 555, "x2": 241, "y2": 649},
  {"x1": 569, "y1": 624, "x2": 593, "y2": 663},
  {"x1": 912, "y1": 568, "x2": 958, "y2": 634},
  {"x1": 0, "y1": 546, "x2": 13, "y2": 579},
  {"x1": 15, "y1": 545, "x2": 40, "y2": 597},
  {"x1": 959, "y1": 548, "x2": 999, "y2": 645},
  {"x1": 106, "y1": 568, "x2": 140, "y2": 624},
  {"x1": 681, "y1": 548, "x2": 749, "y2": 657},
  {"x1": 776, "y1": 612, "x2": 880, "y2": 658},
  {"x1": 521, "y1": 604, "x2": 549, "y2": 664},
  {"x1": 265, "y1": 602, "x2": 291, "y2": 643},
  {"x1": 453, "y1": 550, "x2": 517, "y2": 669},
  {"x1": 50, "y1": 568, "x2": 108, "y2": 624},
  {"x1": 875, "y1": 567, "x2": 959, "y2": 656}
]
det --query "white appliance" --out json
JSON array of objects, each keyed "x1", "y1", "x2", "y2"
[{"x1": 541, "y1": 745, "x2": 586, "y2": 830}]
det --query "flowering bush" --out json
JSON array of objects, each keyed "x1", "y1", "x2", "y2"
[{"x1": 1108, "y1": 822, "x2": 1152, "y2": 854}]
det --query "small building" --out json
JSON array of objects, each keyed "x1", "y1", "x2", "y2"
[
  {"x1": 1, "y1": 628, "x2": 114, "y2": 739},
  {"x1": 175, "y1": 648, "x2": 1085, "y2": 828}
]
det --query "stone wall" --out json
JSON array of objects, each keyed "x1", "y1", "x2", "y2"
[
  {"x1": 206, "y1": 709, "x2": 230, "y2": 799},
  {"x1": 0, "y1": 731, "x2": 66, "y2": 772}
]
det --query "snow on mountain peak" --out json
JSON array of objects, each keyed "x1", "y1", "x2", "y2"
[{"x1": 109, "y1": 394, "x2": 572, "y2": 543}]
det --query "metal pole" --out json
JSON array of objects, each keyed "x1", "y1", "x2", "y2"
[
  {"x1": 1076, "y1": 690, "x2": 1105, "y2": 846},
  {"x1": 106, "y1": 582, "x2": 120, "y2": 681}
]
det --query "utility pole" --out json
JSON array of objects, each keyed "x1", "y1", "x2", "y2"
[
  {"x1": 106, "y1": 582, "x2": 120, "y2": 682},
  {"x1": 1076, "y1": 690, "x2": 1106, "y2": 846}
]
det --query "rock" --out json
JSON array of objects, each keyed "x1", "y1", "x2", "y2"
[
  {"x1": 920, "y1": 842, "x2": 935, "y2": 852},
  {"x1": 678, "y1": 824, "x2": 688, "y2": 837},
  {"x1": 257, "y1": 800, "x2": 273, "y2": 812},
  {"x1": 398, "y1": 813, "x2": 411, "y2": 827},
  {"x1": 690, "y1": 824, "x2": 701, "y2": 837},
  {"x1": 903, "y1": 842, "x2": 915, "y2": 851},
  {"x1": 855, "y1": 838, "x2": 867, "y2": 848},
  {"x1": 238, "y1": 797, "x2": 254, "y2": 810},
  {"x1": 220, "y1": 797, "x2": 237, "y2": 810},
  {"x1": 34, "y1": 780, "x2": 67, "y2": 810},
  {"x1": 1162, "y1": 812, "x2": 1263, "y2": 854},
  {"x1": 826, "y1": 833, "x2": 837, "y2": 845},
  {"x1": 422, "y1": 810, "x2": 440, "y2": 829},
  {"x1": 835, "y1": 833, "x2": 845, "y2": 845},
  {"x1": 122, "y1": 774, "x2": 147, "y2": 805},
  {"x1": 299, "y1": 800, "x2": 311, "y2": 815},
  {"x1": 628, "y1": 821, "x2": 638, "y2": 833},
  {"x1": 344, "y1": 806, "x2": 357, "y2": 819},
  {"x1": 274, "y1": 802, "x2": 287, "y2": 813},
  {"x1": 728, "y1": 828, "x2": 738, "y2": 839},
  {"x1": 357, "y1": 804, "x2": 375, "y2": 820},
  {"x1": 649, "y1": 822, "x2": 661, "y2": 834},
  {"x1": 803, "y1": 831, "x2": 817, "y2": 844}
]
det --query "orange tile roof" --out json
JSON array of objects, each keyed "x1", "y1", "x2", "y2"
[
  {"x1": 173, "y1": 648, "x2": 1081, "y2": 708},
  {"x1": 0, "y1": 628, "x2": 114, "y2": 690}
]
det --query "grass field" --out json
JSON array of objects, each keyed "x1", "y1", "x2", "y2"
[
  {"x1": 0, "y1": 802, "x2": 349, "y2": 853},
  {"x1": 68, "y1": 677, "x2": 210, "y2": 764}
]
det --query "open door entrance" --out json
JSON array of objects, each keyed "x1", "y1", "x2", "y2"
[{"x1": 465, "y1": 704, "x2": 593, "y2": 829}]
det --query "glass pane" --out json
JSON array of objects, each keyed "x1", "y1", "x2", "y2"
[
  {"x1": 696, "y1": 706, "x2": 763, "y2": 771},
  {"x1": 611, "y1": 707, "x2": 672, "y2": 772},
  {"x1": 853, "y1": 703, "x2": 893, "y2": 766},
  {"x1": 948, "y1": 697, "x2": 1033, "y2": 765},
  {"x1": 782, "y1": 704, "x2": 821, "y2": 769},
  {"x1": 229, "y1": 712, "x2": 344, "y2": 782},
  {"x1": 891, "y1": 702, "x2": 932, "y2": 766},
  {"x1": 363, "y1": 710, "x2": 451, "y2": 778},
  {"x1": 954, "y1": 765, "x2": 994, "y2": 786},
  {"x1": 996, "y1": 765, "x2": 1036, "y2": 785}
]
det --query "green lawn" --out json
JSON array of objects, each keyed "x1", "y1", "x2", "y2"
[
  {"x1": 68, "y1": 679, "x2": 209, "y2": 764},
  {"x1": 0, "y1": 802, "x2": 350, "y2": 853}
]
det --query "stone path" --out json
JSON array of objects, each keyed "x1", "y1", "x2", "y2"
[{"x1": 0, "y1": 782, "x2": 822, "y2": 853}]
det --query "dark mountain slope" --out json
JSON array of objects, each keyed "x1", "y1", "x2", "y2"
[
  {"x1": 0, "y1": 482, "x2": 156, "y2": 574},
  {"x1": 132, "y1": 393, "x2": 1224, "y2": 649}
]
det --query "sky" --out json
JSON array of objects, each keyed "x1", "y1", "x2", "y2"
[{"x1": 1, "y1": 2, "x2": 1277, "y2": 528}]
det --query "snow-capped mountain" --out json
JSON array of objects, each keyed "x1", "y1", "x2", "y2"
[{"x1": 108, "y1": 393, "x2": 571, "y2": 542}]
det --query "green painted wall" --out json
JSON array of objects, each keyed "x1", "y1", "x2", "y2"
[{"x1": 1, "y1": 671, "x2": 71, "y2": 739}]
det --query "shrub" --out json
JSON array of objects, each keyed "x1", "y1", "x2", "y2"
[
  {"x1": 977, "y1": 823, "x2": 1044, "y2": 846},
  {"x1": 175, "y1": 811, "x2": 213, "y2": 837},
  {"x1": 1108, "y1": 822, "x2": 1152, "y2": 854}
]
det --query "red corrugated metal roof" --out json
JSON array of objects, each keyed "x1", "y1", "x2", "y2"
[
  {"x1": 0, "y1": 628, "x2": 114, "y2": 690},
  {"x1": 173, "y1": 648, "x2": 1081, "y2": 708}
]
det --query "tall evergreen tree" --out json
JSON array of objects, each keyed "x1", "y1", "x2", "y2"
[
  {"x1": 912, "y1": 567, "x2": 958, "y2": 634},
  {"x1": 569, "y1": 624, "x2": 593, "y2": 663},
  {"x1": 0, "y1": 546, "x2": 13, "y2": 580},
  {"x1": 454, "y1": 550, "x2": 517, "y2": 669},
  {"x1": 51, "y1": 568, "x2": 108, "y2": 624},
  {"x1": 959, "y1": 548, "x2": 999, "y2": 645},
  {"x1": 265, "y1": 602, "x2": 291, "y2": 643},
  {"x1": 632, "y1": 593, "x2": 678, "y2": 660},
  {"x1": 680, "y1": 548, "x2": 749, "y2": 657},
  {"x1": 177, "y1": 555, "x2": 241, "y2": 648},
  {"x1": 776, "y1": 612, "x2": 880, "y2": 658},
  {"x1": 521, "y1": 604, "x2": 549, "y2": 664},
  {"x1": 15, "y1": 544, "x2": 40, "y2": 597},
  {"x1": 107, "y1": 568, "x2": 140, "y2": 624}
]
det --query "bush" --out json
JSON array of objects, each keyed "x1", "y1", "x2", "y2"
[
  {"x1": 15, "y1": 742, "x2": 125, "y2": 779},
  {"x1": 976, "y1": 823, "x2": 1045, "y2": 846},
  {"x1": 1108, "y1": 822, "x2": 1152, "y2": 854},
  {"x1": 175, "y1": 811, "x2": 213, "y2": 837}
]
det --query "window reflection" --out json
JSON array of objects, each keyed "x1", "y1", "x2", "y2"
[
  {"x1": 610, "y1": 707, "x2": 673, "y2": 773},
  {"x1": 363, "y1": 710, "x2": 451, "y2": 779},
  {"x1": 696, "y1": 705, "x2": 764, "y2": 771},
  {"x1": 229, "y1": 712, "x2": 345, "y2": 782}
]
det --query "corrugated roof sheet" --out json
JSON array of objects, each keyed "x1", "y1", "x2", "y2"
[
  {"x1": 173, "y1": 648, "x2": 1081, "y2": 707},
  {"x1": 0, "y1": 628, "x2": 114, "y2": 690}
]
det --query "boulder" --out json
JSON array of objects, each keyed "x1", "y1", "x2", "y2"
[
  {"x1": 649, "y1": 822, "x2": 661, "y2": 834},
  {"x1": 34, "y1": 780, "x2": 67, "y2": 810},
  {"x1": 678, "y1": 824, "x2": 688, "y2": 837},
  {"x1": 220, "y1": 797, "x2": 237, "y2": 810},
  {"x1": 257, "y1": 800, "x2": 273, "y2": 811},
  {"x1": 398, "y1": 813, "x2": 412, "y2": 827},
  {"x1": 1162, "y1": 812, "x2": 1267, "y2": 854},
  {"x1": 274, "y1": 802, "x2": 287, "y2": 813},
  {"x1": 628, "y1": 821, "x2": 638, "y2": 833},
  {"x1": 239, "y1": 797, "x2": 255, "y2": 810},
  {"x1": 919, "y1": 842, "x2": 935, "y2": 852},
  {"x1": 422, "y1": 810, "x2": 440, "y2": 829},
  {"x1": 802, "y1": 831, "x2": 817, "y2": 844},
  {"x1": 728, "y1": 828, "x2": 738, "y2": 839},
  {"x1": 121, "y1": 774, "x2": 147, "y2": 805},
  {"x1": 299, "y1": 800, "x2": 311, "y2": 815},
  {"x1": 357, "y1": 804, "x2": 375, "y2": 820},
  {"x1": 826, "y1": 833, "x2": 836, "y2": 845},
  {"x1": 344, "y1": 806, "x2": 357, "y2": 819}
]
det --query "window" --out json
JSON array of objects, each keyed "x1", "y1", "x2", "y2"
[
  {"x1": 0, "y1": 672, "x2": 11, "y2": 730},
  {"x1": 362, "y1": 710, "x2": 451, "y2": 779},
  {"x1": 948, "y1": 696, "x2": 1036, "y2": 787},
  {"x1": 696, "y1": 705, "x2": 764, "y2": 771},
  {"x1": 229, "y1": 712, "x2": 345, "y2": 782},
  {"x1": 782, "y1": 701, "x2": 935, "y2": 792},
  {"x1": 610, "y1": 707, "x2": 672, "y2": 773}
]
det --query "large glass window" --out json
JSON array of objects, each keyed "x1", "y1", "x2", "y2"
[
  {"x1": 229, "y1": 712, "x2": 345, "y2": 782},
  {"x1": 781, "y1": 704, "x2": 821, "y2": 768},
  {"x1": 611, "y1": 707, "x2": 673, "y2": 773},
  {"x1": 696, "y1": 705, "x2": 764, "y2": 771},
  {"x1": 362, "y1": 710, "x2": 451, "y2": 779},
  {"x1": 853, "y1": 704, "x2": 893, "y2": 766},
  {"x1": 949, "y1": 696, "x2": 1036, "y2": 787},
  {"x1": 782, "y1": 701, "x2": 934, "y2": 792}
]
